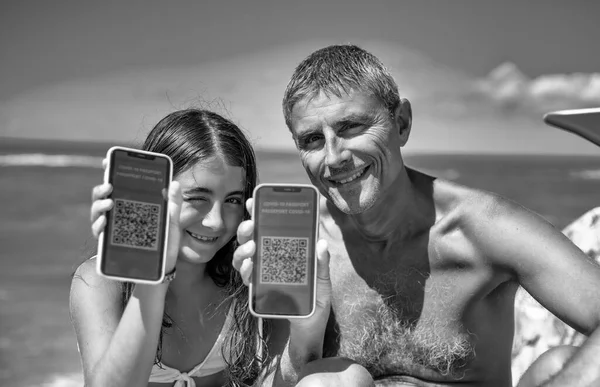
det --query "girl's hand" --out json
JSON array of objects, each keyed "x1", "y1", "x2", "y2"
[
  {"x1": 164, "y1": 181, "x2": 183, "y2": 273},
  {"x1": 90, "y1": 158, "x2": 184, "y2": 274},
  {"x1": 90, "y1": 159, "x2": 112, "y2": 238}
]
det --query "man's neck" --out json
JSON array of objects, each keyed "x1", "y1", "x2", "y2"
[{"x1": 330, "y1": 167, "x2": 433, "y2": 243}]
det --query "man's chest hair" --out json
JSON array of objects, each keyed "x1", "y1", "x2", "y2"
[{"x1": 323, "y1": 268, "x2": 476, "y2": 379}]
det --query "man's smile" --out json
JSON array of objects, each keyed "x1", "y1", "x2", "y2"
[{"x1": 327, "y1": 165, "x2": 370, "y2": 186}]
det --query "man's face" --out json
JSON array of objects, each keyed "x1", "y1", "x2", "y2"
[{"x1": 289, "y1": 90, "x2": 408, "y2": 214}]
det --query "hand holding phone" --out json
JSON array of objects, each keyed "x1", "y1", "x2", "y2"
[
  {"x1": 248, "y1": 184, "x2": 321, "y2": 319},
  {"x1": 94, "y1": 146, "x2": 175, "y2": 284},
  {"x1": 234, "y1": 196, "x2": 332, "y2": 321}
]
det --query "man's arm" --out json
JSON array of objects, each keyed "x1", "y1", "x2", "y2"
[
  {"x1": 471, "y1": 195, "x2": 600, "y2": 386},
  {"x1": 269, "y1": 240, "x2": 333, "y2": 386}
]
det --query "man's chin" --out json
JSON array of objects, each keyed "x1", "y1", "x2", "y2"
[{"x1": 329, "y1": 194, "x2": 377, "y2": 215}]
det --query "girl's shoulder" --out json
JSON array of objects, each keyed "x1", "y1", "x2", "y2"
[{"x1": 71, "y1": 256, "x2": 124, "y2": 301}]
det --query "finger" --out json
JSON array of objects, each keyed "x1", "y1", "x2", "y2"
[
  {"x1": 90, "y1": 199, "x2": 113, "y2": 223},
  {"x1": 239, "y1": 258, "x2": 253, "y2": 286},
  {"x1": 91, "y1": 183, "x2": 112, "y2": 201},
  {"x1": 236, "y1": 220, "x2": 254, "y2": 246},
  {"x1": 168, "y1": 181, "x2": 183, "y2": 227},
  {"x1": 91, "y1": 215, "x2": 107, "y2": 238},
  {"x1": 245, "y1": 197, "x2": 254, "y2": 215},
  {"x1": 316, "y1": 239, "x2": 330, "y2": 281},
  {"x1": 101, "y1": 158, "x2": 108, "y2": 170},
  {"x1": 232, "y1": 240, "x2": 255, "y2": 271}
]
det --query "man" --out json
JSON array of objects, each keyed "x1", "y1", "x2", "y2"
[{"x1": 234, "y1": 45, "x2": 600, "y2": 386}]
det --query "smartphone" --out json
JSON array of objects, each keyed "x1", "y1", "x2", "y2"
[
  {"x1": 544, "y1": 108, "x2": 600, "y2": 147},
  {"x1": 97, "y1": 146, "x2": 173, "y2": 284},
  {"x1": 249, "y1": 184, "x2": 320, "y2": 319}
]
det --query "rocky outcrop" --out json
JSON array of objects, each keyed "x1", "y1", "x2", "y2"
[{"x1": 512, "y1": 208, "x2": 600, "y2": 385}]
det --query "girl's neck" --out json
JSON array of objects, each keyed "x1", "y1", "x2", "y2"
[{"x1": 166, "y1": 260, "x2": 216, "y2": 301}]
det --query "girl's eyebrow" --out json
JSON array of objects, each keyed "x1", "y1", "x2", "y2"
[
  {"x1": 183, "y1": 187, "x2": 212, "y2": 195},
  {"x1": 183, "y1": 187, "x2": 244, "y2": 197}
]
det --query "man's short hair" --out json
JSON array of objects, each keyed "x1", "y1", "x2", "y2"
[{"x1": 282, "y1": 44, "x2": 401, "y2": 130}]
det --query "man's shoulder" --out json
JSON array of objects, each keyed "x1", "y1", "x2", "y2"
[
  {"x1": 431, "y1": 179, "x2": 534, "y2": 236},
  {"x1": 432, "y1": 179, "x2": 498, "y2": 219}
]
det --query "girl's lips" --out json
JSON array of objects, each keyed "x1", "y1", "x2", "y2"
[{"x1": 186, "y1": 230, "x2": 218, "y2": 243}]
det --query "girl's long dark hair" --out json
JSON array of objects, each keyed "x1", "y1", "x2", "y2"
[{"x1": 118, "y1": 109, "x2": 270, "y2": 386}]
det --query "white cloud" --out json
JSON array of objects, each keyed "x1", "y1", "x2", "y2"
[{"x1": 475, "y1": 62, "x2": 600, "y2": 113}]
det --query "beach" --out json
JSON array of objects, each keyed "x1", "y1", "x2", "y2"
[{"x1": 2, "y1": 137, "x2": 600, "y2": 387}]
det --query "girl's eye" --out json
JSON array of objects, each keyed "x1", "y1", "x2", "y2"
[
  {"x1": 226, "y1": 197, "x2": 243, "y2": 205},
  {"x1": 184, "y1": 197, "x2": 208, "y2": 203}
]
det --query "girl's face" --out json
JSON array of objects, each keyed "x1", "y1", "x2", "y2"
[{"x1": 175, "y1": 156, "x2": 246, "y2": 264}]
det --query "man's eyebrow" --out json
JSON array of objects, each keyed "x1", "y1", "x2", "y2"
[
  {"x1": 295, "y1": 113, "x2": 374, "y2": 141},
  {"x1": 295, "y1": 126, "x2": 323, "y2": 141},
  {"x1": 333, "y1": 112, "x2": 373, "y2": 127},
  {"x1": 227, "y1": 190, "x2": 244, "y2": 197}
]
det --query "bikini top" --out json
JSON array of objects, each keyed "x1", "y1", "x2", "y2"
[{"x1": 148, "y1": 304, "x2": 233, "y2": 387}]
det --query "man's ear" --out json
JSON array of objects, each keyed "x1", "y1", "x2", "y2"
[{"x1": 393, "y1": 98, "x2": 412, "y2": 146}]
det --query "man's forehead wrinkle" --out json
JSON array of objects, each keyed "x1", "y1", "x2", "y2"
[{"x1": 291, "y1": 90, "x2": 385, "y2": 136}]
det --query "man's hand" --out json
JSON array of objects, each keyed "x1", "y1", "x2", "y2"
[{"x1": 232, "y1": 198, "x2": 332, "y2": 329}]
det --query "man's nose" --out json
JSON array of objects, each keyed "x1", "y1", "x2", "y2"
[{"x1": 324, "y1": 137, "x2": 351, "y2": 169}]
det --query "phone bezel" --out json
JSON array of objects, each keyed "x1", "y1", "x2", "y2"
[
  {"x1": 96, "y1": 146, "x2": 173, "y2": 284},
  {"x1": 248, "y1": 183, "x2": 320, "y2": 319}
]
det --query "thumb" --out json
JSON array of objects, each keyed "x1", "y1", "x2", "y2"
[
  {"x1": 316, "y1": 239, "x2": 330, "y2": 281},
  {"x1": 164, "y1": 181, "x2": 183, "y2": 271},
  {"x1": 167, "y1": 181, "x2": 183, "y2": 227}
]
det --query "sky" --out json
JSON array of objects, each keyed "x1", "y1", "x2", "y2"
[{"x1": 1, "y1": 0, "x2": 599, "y2": 154}]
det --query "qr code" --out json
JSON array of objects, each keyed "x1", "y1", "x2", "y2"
[
  {"x1": 260, "y1": 236, "x2": 308, "y2": 285},
  {"x1": 111, "y1": 199, "x2": 161, "y2": 250}
]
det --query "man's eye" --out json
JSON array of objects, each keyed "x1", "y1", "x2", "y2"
[
  {"x1": 226, "y1": 197, "x2": 243, "y2": 205},
  {"x1": 340, "y1": 122, "x2": 364, "y2": 132},
  {"x1": 305, "y1": 134, "x2": 322, "y2": 144},
  {"x1": 297, "y1": 134, "x2": 323, "y2": 150}
]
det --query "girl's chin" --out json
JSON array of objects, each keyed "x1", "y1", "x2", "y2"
[{"x1": 178, "y1": 246, "x2": 215, "y2": 264}]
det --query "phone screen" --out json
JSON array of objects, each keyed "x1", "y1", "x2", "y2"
[
  {"x1": 252, "y1": 185, "x2": 319, "y2": 317},
  {"x1": 100, "y1": 148, "x2": 171, "y2": 281}
]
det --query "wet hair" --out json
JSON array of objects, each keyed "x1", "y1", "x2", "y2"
[
  {"x1": 119, "y1": 109, "x2": 267, "y2": 385},
  {"x1": 282, "y1": 44, "x2": 400, "y2": 130}
]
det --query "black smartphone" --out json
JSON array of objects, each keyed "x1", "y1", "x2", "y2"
[
  {"x1": 97, "y1": 146, "x2": 173, "y2": 284},
  {"x1": 249, "y1": 184, "x2": 320, "y2": 318}
]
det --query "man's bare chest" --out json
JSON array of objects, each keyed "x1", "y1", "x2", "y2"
[{"x1": 321, "y1": 235, "x2": 495, "y2": 379}]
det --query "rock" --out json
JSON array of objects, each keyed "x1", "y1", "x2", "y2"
[{"x1": 511, "y1": 207, "x2": 600, "y2": 385}]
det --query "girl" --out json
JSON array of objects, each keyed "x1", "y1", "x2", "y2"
[{"x1": 70, "y1": 109, "x2": 268, "y2": 387}]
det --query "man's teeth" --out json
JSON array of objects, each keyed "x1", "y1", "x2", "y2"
[
  {"x1": 188, "y1": 231, "x2": 217, "y2": 242},
  {"x1": 335, "y1": 167, "x2": 367, "y2": 184}
]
